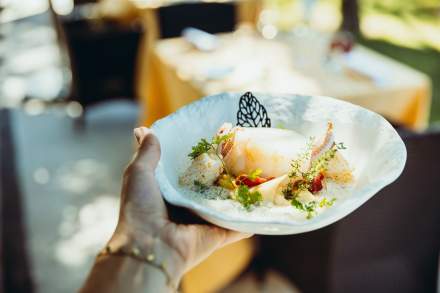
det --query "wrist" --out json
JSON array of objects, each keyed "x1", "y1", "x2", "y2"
[{"x1": 107, "y1": 223, "x2": 186, "y2": 287}]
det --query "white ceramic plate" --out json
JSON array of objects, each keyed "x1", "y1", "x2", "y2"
[{"x1": 152, "y1": 92, "x2": 406, "y2": 235}]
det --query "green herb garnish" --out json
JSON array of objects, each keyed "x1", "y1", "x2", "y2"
[
  {"x1": 305, "y1": 143, "x2": 345, "y2": 182},
  {"x1": 212, "y1": 133, "x2": 233, "y2": 145},
  {"x1": 188, "y1": 139, "x2": 212, "y2": 160},
  {"x1": 283, "y1": 137, "x2": 345, "y2": 219},
  {"x1": 188, "y1": 133, "x2": 233, "y2": 160},
  {"x1": 336, "y1": 142, "x2": 346, "y2": 150},
  {"x1": 319, "y1": 197, "x2": 337, "y2": 208},
  {"x1": 282, "y1": 180, "x2": 309, "y2": 200},
  {"x1": 283, "y1": 140, "x2": 346, "y2": 199},
  {"x1": 194, "y1": 180, "x2": 209, "y2": 193},
  {"x1": 248, "y1": 168, "x2": 263, "y2": 180},
  {"x1": 291, "y1": 198, "x2": 318, "y2": 219},
  {"x1": 288, "y1": 137, "x2": 314, "y2": 178},
  {"x1": 290, "y1": 196, "x2": 337, "y2": 219},
  {"x1": 291, "y1": 197, "x2": 304, "y2": 210},
  {"x1": 235, "y1": 185, "x2": 263, "y2": 210}
]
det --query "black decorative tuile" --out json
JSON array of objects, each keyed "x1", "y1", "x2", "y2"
[{"x1": 236, "y1": 92, "x2": 271, "y2": 127}]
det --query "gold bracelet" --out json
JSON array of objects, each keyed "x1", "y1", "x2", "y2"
[{"x1": 97, "y1": 244, "x2": 177, "y2": 292}]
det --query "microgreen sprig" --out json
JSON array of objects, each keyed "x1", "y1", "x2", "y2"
[
  {"x1": 235, "y1": 185, "x2": 263, "y2": 211},
  {"x1": 283, "y1": 137, "x2": 345, "y2": 219}
]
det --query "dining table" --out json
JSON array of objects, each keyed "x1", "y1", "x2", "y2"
[{"x1": 139, "y1": 27, "x2": 432, "y2": 131}]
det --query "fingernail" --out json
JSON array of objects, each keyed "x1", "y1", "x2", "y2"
[
  {"x1": 134, "y1": 127, "x2": 152, "y2": 145},
  {"x1": 133, "y1": 128, "x2": 142, "y2": 144}
]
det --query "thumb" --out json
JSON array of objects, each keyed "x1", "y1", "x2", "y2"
[
  {"x1": 133, "y1": 127, "x2": 161, "y2": 170},
  {"x1": 120, "y1": 127, "x2": 166, "y2": 218}
]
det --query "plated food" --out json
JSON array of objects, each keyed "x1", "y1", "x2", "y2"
[
  {"x1": 179, "y1": 121, "x2": 353, "y2": 219},
  {"x1": 152, "y1": 92, "x2": 406, "y2": 234}
]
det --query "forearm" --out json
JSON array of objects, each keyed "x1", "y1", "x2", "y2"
[
  {"x1": 80, "y1": 254, "x2": 173, "y2": 293},
  {"x1": 80, "y1": 226, "x2": 185, "y2": 293}
]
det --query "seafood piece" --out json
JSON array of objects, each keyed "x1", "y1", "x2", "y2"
[
  {"x1": 217, "y1": 122, "x2": 342, "y2": 179},
  {"x1": 324, "y1": 152, "x2": 353, "y2": 183},
  {"x1": 310, "y1": 122, "x2": 352, "y2": 183},
  {"x1": 311, "y1": 122, "x2": 335, "y2": 161},
  {"x1": 179, "y1": 152, "x2": 223, "y2": 186},
  {"x1": 250, "y1": 174, "x2": 290, "y2": 204},
  {"x1": 219, "y1": 126, "x2": 310, "y2": 178}
]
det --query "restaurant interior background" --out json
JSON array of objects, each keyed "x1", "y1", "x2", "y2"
[{"x1": 0, "y1": 0, "x2": 439, "y2": 292}]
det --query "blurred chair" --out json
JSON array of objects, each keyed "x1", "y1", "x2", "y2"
[
  {"x1": 49, "y1": 2, "x2": 143, "y2": 127},
  {"x1": 156, "y1": 2, "x2": 236, "y2": 39},
  {"x1": 256, "y1": 130, "x2": 440, "y2": 293}
]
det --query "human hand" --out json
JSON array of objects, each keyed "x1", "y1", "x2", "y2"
[{"x1": 107, "y1": 127, "x2": 252, "y2": 287}]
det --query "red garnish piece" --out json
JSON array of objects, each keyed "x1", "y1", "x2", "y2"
[
  {"x1": 235, "y1": 175, "x2": 274, "y2": 188},
  {"x1": 309, "y1": 173, "x2": 324, "y2": 194}
]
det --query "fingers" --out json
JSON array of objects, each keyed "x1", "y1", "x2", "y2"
[
  {"x1": 132, "y1": 127, "x2": 161, "y2": 171},
  {"x1": 221, "y1": 229, "x2": 253, "y2": 247},
  {"x1": 169, "y1": 224, "x2": 253, "y2": 272},
  {"x1": 193, "y1": 224, "x2": 253, "y2": 250}
]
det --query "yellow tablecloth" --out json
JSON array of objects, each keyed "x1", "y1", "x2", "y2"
[{"x1": 140, "y1": 30, "x2": 432, "y2": 130}]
